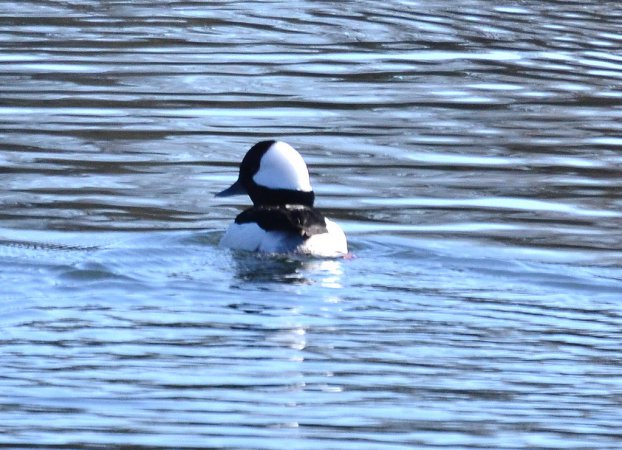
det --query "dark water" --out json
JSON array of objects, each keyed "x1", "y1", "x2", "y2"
[{"x1": 2, "y1": 1, "x2": 622, "y2": 448}]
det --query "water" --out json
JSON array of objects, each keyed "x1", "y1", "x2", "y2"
[{"x1": 2, "y1": 1, "x2": 622, "y2": 448}]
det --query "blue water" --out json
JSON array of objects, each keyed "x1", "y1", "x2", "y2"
[{"x1": 2, "y1": 1, "x2": 622, "y2": 448}]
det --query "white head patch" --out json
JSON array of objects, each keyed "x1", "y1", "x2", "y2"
[{"x1": 252, "y1": 141, "x2": 312, "y2": 192}]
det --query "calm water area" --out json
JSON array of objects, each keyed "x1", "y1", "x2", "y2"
[{"x1": 1, "y1": 1, "x2": 622, "y2": 448}]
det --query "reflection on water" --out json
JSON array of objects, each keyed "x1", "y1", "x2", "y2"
[
  {"x1": 231, "y1": 252, "x2": 344, "y2": 288},
  {"x1": 2, "y1": 0, "x2": 622, "y2": 448}
]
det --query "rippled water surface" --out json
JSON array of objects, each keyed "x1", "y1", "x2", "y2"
[{"x1": 2, "y1": 1, "x2": 622, "y2": 448}]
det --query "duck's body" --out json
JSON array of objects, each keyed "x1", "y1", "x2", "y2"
[
  {"x1": 217, "y1": 141, "x2": 347, "y2": 257},
  {"x1": 220, "y1": 204, "x2": 347, "y2": 257}
]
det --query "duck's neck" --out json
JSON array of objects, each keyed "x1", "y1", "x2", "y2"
[{"x1": 249, "y1": 186, "x2": 315, "y2": 207}]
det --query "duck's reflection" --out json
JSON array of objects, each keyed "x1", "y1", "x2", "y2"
[
  {"x1": 225, "y1": 250, "x2": 347, "y2": 433},
  {"x1": 229, "y1": 251, "x2": 345, "y2": 288}
]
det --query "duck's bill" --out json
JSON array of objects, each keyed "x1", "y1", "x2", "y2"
[{"x1": 215, "y1": 179, "x2": 246, "y2": 197}]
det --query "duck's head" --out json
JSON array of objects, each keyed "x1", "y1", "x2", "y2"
[{"x1": 216, "y1": 140, "x2": 315, "y2": 207}]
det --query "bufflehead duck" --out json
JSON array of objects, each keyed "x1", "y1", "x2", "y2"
[{"x1": 216, "y1": 140, "x2": 348, "y2": 257}]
